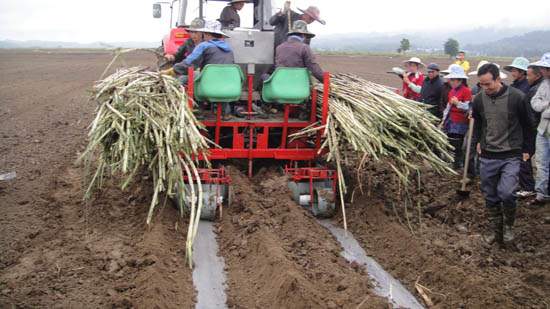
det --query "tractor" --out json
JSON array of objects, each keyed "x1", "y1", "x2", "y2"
[{"x1": 153, "y1": 0, "x2": 337, "y2": 220}]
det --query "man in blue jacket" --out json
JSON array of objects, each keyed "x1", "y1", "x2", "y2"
[{"x1": 161, "y1": 20, "x2": 235, "y2": 119}]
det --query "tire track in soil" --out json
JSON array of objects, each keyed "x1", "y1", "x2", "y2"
[
  {"x1": 216, "y1": 166, "x2": 391, "y2": 309},
  {"x1": 0, "y1": 160, "x2": 196, "y2": 308}
]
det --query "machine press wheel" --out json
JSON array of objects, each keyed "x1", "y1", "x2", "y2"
[
  {"x1": 312, "y1": 187, "x2": 336, "y2": 218},
  {"x1": 288, "y1": 181, "x2": 301, "y2": 203}
]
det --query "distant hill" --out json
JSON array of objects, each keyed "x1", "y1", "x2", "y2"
[
  {"x1": 310, "y1": 27, "x2": 548, "y2": 56},
  {"x1": 465, "y1": 31, "x2": 550, "y2": 57},
  {"x1": 0, "y1": 40, "x2": 158, "y2": 49}
]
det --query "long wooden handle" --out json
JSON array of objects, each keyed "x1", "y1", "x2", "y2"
[
  {"x1": 461, "y1": 117, "x2": 475, "y2": 191},
  {"x1": 286, "y1": 1, "x2": 292, "y2": 31}
]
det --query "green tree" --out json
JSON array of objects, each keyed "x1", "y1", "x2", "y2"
[
  {"x1": 399, "y1": 38, "x2": 410, "y2": 54},
  {"x1": 444, "y1": 38, "x2": 460, "y2": 58}
]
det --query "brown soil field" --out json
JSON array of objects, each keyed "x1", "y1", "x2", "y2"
[{"x1": 0, "y1": 50, "x2": 548, "y2": 308}]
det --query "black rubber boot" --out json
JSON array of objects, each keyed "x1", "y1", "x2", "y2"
[
  {"x1": 502, "y1": 203, "x2": 516, "y2": 244},
  {"x1": 482, "y1": 204, "x2": 503, "y2": 244}
]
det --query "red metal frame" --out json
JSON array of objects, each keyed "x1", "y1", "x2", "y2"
[{"x1": 185, "y1": 70, "x2": 333, "y2": 179}]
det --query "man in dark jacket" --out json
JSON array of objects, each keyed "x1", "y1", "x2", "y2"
[
  {"x1": 505, "y1": 57, "x2": 530, "y2": 95},
  {"x1": 472, "y1": 63, "x2": 535, "y2": 246},
  {"x1": 419, "y1": 63, "x2": 444, "y2": 118},
  {"x1": 274, "y1": 20, "x2": 324, "y2": 83},
  {"x1": 164, "y1": 18, "x2": 204, "y2": 64},
  {"x1": 218, "y1": 0, "x2": 248, "y2": 29},
  {"x1": 270, "y1": 4, "x2": 325, "y2": 48}
]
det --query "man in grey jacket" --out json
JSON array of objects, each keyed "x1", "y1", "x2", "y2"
[
  {"x1": 472, "y1": 63, "x2": 535, "y2": 246},
  {"x1": 274, "y1": 20, "x2": 324, "y2": 83},
  {"x1": 528, "y1": 53, "x2": 550, "y2": 205}
]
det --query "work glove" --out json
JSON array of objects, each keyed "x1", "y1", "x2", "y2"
[
  {"x1": 283, "y1": 1, "x2": 291, "y2": 13},
  {"x1": 159, "y1": 68, "x2": 176, "y2": 77},
  {"x1": 164, "y1": 54, "x2": 175, "y2": 62}
]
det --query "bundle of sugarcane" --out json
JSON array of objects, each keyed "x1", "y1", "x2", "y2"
[
  {"x1": 78, "y1": 66, "x2": 211, "y2": 267},
  {"x1": 293, "y1": 73, "x2": 455, "y2": 231}
]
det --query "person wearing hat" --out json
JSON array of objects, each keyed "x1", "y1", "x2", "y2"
[
  {"x1": 440, "y1": 64, "x2": 472, "y2": 171},
  {"x1": 418, "y1": 63, "x2": 444, "y2": 118},
  {"x1": 218, "y1": 0, "x2": 248, "y2": 29},
  {"x1": 528, "y1": 52, "x2": 550, "y2": 205},
  {"x1": 164, "y1": 18, "x2": 205, "y2": 64},
  {"x1": 162, "y1": 21, "x2": 235, "y2": 119},
  {"x1": 503, "y1": 57, "x2": 535, "y2": 197},
  {"x1": 269, "y1": 4, "x2": 325, "y2": 48},
  {"x1": 455, "y1": 51, "x2": 470, "y2": 73},
  {"x1": 274, "y1": 20, "x2": 324, "y2": 83},
  {"x1": 471, "y1": 63, "x2": 535, "y2": 245},
  {"x1": 400, "y1": 57, "x2": 425, "y2": 101},
  {"x1": 505, "y1": 57, "x2": 530, "y2": 95}
]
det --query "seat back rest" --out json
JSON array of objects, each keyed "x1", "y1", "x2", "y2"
[
  {"x1": 262, "y1": 67, "x2": 311, "y2": 104},
  {"x1": 194, "y1": 64, "x2": 244, "y2": 103}
]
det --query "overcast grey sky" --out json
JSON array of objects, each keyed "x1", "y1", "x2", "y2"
[{"x1": 1, "y1": 0, "x2": 549, "y2": 43}]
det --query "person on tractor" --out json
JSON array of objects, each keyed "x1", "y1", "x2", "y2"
[
  {"x1": 270, "y1": 4, "x2": 325, "y2": 48},
  {"x1": 261, "y1": 20, "x2": 325, "y2": 117},
  {"x1": 160, "y1": 20, "x2": 235, "y2": 120},
  {"x1": 163, "y1": 18, "x2": 205, "y2": 64},
  {"x1": 274, "y1": 20, "x2": 324, "y2": 83},
  {"x1": 218, "y1": 0, "x2": 248, "y2": 29}
]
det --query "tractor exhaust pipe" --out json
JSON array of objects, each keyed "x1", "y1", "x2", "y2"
[{"x1": 177, "y1": 0, "x2": 188, "y2": 26}]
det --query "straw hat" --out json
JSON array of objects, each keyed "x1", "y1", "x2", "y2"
[
  {"x1": 402, "y1": 57, "x2": 425, "y2": 68},
  {"x1": 443, "y1": 64, "x2": 468, "y2": 79},
  {"x1": 298, "y1": 6, "x2": 326, "y2": 25},
  {"x1": 504, "y1": 57, "x2": 529, "y2": 72},
  {"x1": 468, "y1": 61, "x2": 508, "y2": 79},
  {"x1": 187, "y1": 18, "x2": 205, "y2": 32},
  {"x1": 288, "y1": 20, "x2": 315, "y2": 38},
  {"x1": 196, "y1": 20, "x2": 229, "y2": 38},
  {"x1": 530, "y1": 52, "x2": 550, "y2": 68}
]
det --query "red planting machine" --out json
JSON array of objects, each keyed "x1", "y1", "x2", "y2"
[{"x1": 153, "y1": 0, "x2": 337, "y2": 220}]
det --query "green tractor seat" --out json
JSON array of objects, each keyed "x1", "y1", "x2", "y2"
[
  {"x1": 194, "y1": 64, "x2": 244, "y2": 103},
  {"x1": 262, "y1": 67, "x2": 311, "y2": 104}
]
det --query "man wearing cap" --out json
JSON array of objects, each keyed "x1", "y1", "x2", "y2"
[
  {"x1": 455, "y1": 51, "x2": 470, "y2": 73},
  {"x1": 274, "y1": 20, "x2": 324, "y2": 83},
  {"x1": 504, "y1": 57, "x2": 536, "y2": 197},
  {"x1": 270, "y1": 4, "x2": 325, "y2": 48},
  {"x1": 471, "y1": 63, "x2": 535, "y2": 245},
  {"x1": 164, "y1": 18, "x2": 205, "y2": 64},
  {"x1": 401, "y1": 57, "x2": 425, "y2": 101},
  {"x1": 505, "y1": 57, "x2": 530, "y2": 95},
  {"x1": 528, "y1": 53, "x2": 550, "y2": 205},
  {"x1": 418, "y1": 63, "x2": 444, "y2": 117},
  {"x1": 219, "y1": 0, "x2": 248, "y2": 29}
]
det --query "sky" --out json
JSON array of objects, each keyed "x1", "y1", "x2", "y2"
[{"x1": 0, "y1": 0, "x2": 549, "y2": 43}]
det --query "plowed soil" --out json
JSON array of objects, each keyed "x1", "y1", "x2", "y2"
[{"x1": 1, "y1": 50, "x2": 549, "y2": 308}]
